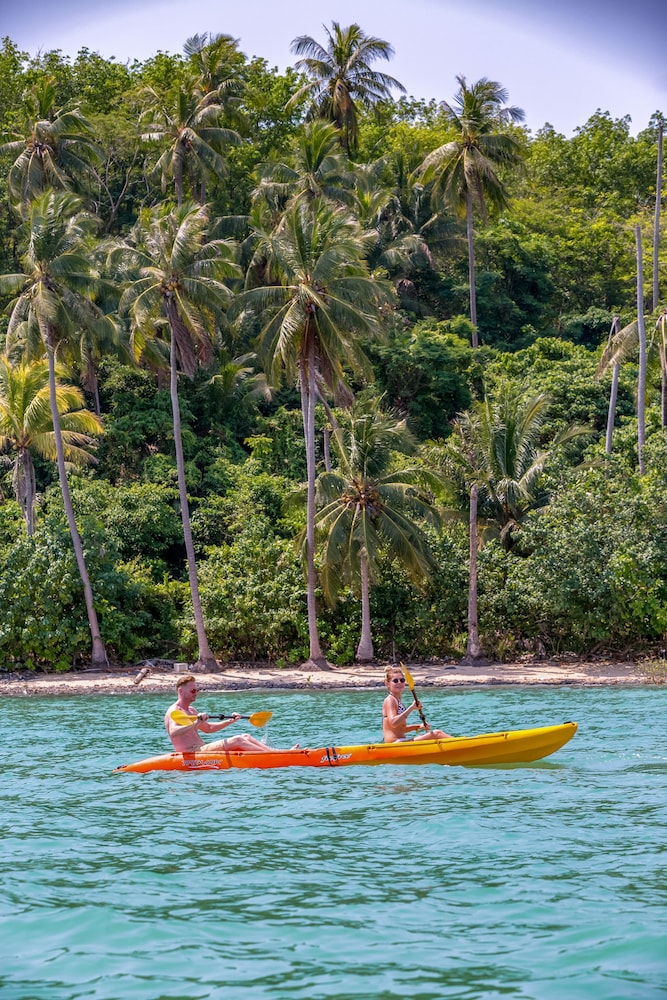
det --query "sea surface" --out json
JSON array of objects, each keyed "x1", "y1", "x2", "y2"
[{"x1": 2, "y1": 684, "x2": 666, "y2": 1000}]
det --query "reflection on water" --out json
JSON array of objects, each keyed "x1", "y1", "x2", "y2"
[{"x1": 1, "y1": 685, "x2": 666, "y2": 999}]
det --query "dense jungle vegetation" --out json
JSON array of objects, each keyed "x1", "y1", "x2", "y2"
[{"x1": 0, "y1": 28, "x2": 665, "y2": 671}]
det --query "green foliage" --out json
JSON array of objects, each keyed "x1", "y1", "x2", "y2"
[
  {"x1": 96, "y1": 361, "x2": 176, "y2": 481},
  {"x1": 486, "y1": 337, "x2": 636, "y2": 435},
  {"x1": 65, "y1": 477, "x2": 183, "y2": 570},
  {"x1": 0, "y1": 505, "x2": 178, "y2": 670},
  {"x1": 479, "y1": 445, "x2": 667, "y2": 655},
  {"x1": 527, "y1": 113, "x2": 659, "y2": 216},
  {"x1": 0, "y1": 32, "x2": 665, "y2": 668},
  {"x1": 191, "y1": 459, "x2": 294, "y2": 551},
  {"x1": 197, "y1": 518, "x2": 308, "y2": 661},
  {"x1": 368, "y1": 319, "x2": 474, "y2": 439}
]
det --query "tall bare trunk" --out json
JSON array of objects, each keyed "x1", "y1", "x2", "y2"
[
  {"x1": 653, "y1": 123, "x2": 663, "y2": 312},
  {"x1": 169, "y1": 337, "x2": 215, "y2": 667},
  {"x1": 466, "y1": 193, "x2": 478, "y2": 347},
  {"x1": 635, "y1": 225, "x2": 647, "y2": 474},
  {"x1": 46, "y1": 343, "x2": 107, "y2": 667},
  {"x1": 16, "y1": 447, "x2": 36, "y2": 536},
  {"x1": 175, "y1": 150, "x2": 184, "y2": 207},
  {"x1": 299, "y1": 340, "x2": 324, "y2": 665},
  {"x1": 316, "y1": 387, "x2": 339, "y2": 473},
  {"x1": 659, "y1": 314, "x2": 667, "y2": 430},
  {"x1": 461, "y1": 483, "x2": 484, "y2": 663},
  {"x1": 355, "y1": 551, "x2": 374, "y2": 662}
]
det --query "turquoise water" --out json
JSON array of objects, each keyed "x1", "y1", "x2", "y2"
[{"x1": 2, "y1": 685, "x2": 666, "y2": 1000}]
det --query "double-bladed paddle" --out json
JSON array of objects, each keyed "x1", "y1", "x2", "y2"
[
  {"x1": 170, "y1": 709, "x2": 273, "y2": 728},
  {"x1": 400, "y1": 662, "x2": 430, "y2": 732}
]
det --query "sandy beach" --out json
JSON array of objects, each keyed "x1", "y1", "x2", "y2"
[{"x1": 0, "y1": 657, "x2": 651, "y2": 697}]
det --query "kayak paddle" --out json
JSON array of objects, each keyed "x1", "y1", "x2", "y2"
[
  {"x1": 400, "y1": 662, "x2": 430, "y2": 731},
  {"x1": 170, "y1": 709, "x2": 273, "y2": 728}
]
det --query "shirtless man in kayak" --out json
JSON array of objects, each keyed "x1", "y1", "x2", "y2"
[
  {"x1": 382, "y1": 666, "x2": 450, "y2": 743},
  {"x1": 165, "y1": 674, "x2": 298, "y2": 752}
]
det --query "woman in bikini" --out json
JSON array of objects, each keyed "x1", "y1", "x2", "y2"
[{"x1": 382, "y1": 666, "x2": 450, "y2": 743}]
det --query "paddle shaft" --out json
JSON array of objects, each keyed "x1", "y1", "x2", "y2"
[
  {"x1": 206, "y1": 714, "x2": 258, "y2": 721},
  {"x1": 169, "y1": 709, "x2": 272, "y2": 728}
]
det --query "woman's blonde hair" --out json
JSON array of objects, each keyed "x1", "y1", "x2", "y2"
[{"x1": 384, "y1": 666, "x2": 404, "y2": 682}]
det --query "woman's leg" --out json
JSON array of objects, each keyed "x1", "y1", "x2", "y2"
[{"x1": 414, "y1": 728, "x2": 451, "y2": 741}]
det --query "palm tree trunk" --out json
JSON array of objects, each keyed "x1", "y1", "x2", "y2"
[
  {"x1": 635, "y1": 225, "x2": 647, "y2": 474},
  {"x1": 299, "y1": 341, "x2": 325, "y2": 665},
  {"x1": 19, "y1": 447, "x2": 36, "y2": 536},
  {"x1": 653, "y1": 123, "x2": 663, "y2": 312},
  {"x1": 461, "y1": 483, "x2": 484, "y2": 663},
  {"x1": 169, "y1": 336, "x2": 216, "y2": 668},
  {"x1": 175, "y1": 151, "x2": 184, "y2": 207},
  {"x1": 660, "y1": 315, "x2": 667, "y2": 430},
  {"x1": 355, "y1": 551, "x2": 374, "y2": 662},
  {"x1": 316, "y1": 386, "x2": 340, "y2": 473},
  {"x1": 46, "y1": 343, "x2": 107, "y2": 667},
  {"x1": 466, "y1": 193, "x2": 478, "y2": 346}
]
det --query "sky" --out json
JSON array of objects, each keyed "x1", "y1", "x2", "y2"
[{"x1": 3, "y1": 0, "x2": 666, "y2": 136}]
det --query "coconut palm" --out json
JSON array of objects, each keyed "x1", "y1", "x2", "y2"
[
  {"x1": 140, "y1": 77, "x2": 242, "y2": 205},
  {"x1": 0, "y1": 190, "x2": 114, "y2": 666},
  {"x1": 183, "y1": 32, "x2": 245, "y2": 96},
  {"x1": 241, "y1": 197, "x2": 389, "y2": 666},
  {"x1": 288, "y1": 22, "x2": 405, "y2": 156},
  {"x1": 419, "y1": 76, "x2": 525, "y2": 343},
  {"x1": 430, "y1": 386, "x2": 590, "y2": 662},
  {"x1": 252, "y1": 120, "x2": 355, "y2": 214},
  {"x1": 0, "y1": 76, "x2": 101, "y2": 213},
  {"x1": 314, "y1": 393, "x2": 440, "y2": 662},
  {"x1": 0, "y1": 356, "x2": 102, "y2": 535},
  {"x1": 350, "y1": 158, "x2": 434, "y2": 289},
  {"x1": 113, "y1": 202, "x2": 241, "y2": 667}
]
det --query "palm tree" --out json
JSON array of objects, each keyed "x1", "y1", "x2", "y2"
[
  {"x1": 350, "y1": 158, "x2": 434, "y2": 290},
  {"x1": 183, "y1": 32, "x2": 245, "y2": 96},
  {"x1": 430, "y1": 386, "x2": 589, "y2": 662},
  {"x1": 0, "y1": 75, "x2": 101, "y2": 213},
  {"x1": 241, "y1": 197, "x2": 389, "y2": 667},
  {"x1": 252, "y1": 120, "x2": 354, "y2": 214},
  {"x1": 113, "y1": 202, "x2": 241, "y2": 667},
  {"x1": 0, "y1": 356, "x2": 102, "y2": 535},
  {"x1": 0, "y1": 190, "x2": 114, "y2": 666},
  {"x1": 288, "y1": 22, "x2": 406, "y2": 156},
  {"x1": 419, "y1": 76, "x2": 525, "y2": 344},
  {"x1": 314, "y1": 394, "x2": 440, "y2": 662},
  {"x1": 140, "y1": 77, "x2": 242, "y2": 205}
]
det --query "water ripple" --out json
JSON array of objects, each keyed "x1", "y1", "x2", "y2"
[{"x1": 1, "y1": 686, "x2": 666, "y2": 998}]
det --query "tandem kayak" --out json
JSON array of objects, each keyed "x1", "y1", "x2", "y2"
[{"x1": 113, "y1": 721, "x2": 577, "y2": 773}]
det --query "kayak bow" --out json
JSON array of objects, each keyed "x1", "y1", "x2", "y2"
[{"x1": 114, "y1": 721, "x2": 577, "y2": 773}]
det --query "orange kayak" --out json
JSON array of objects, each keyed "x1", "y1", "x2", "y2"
[{"x1": 113, "y1": 722, "x2": 577, "y2": 773}]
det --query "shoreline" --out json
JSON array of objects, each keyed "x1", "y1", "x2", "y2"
[{"x1": 0, "y1": 658, "x2": 650, "y2": 697}]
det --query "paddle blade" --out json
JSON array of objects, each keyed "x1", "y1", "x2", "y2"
[
  {"x1": 400, "y1": 662, "x2": 416, "y2": 692},
  {"x1": 170, "y1": 708, "x2": 198, "y2": 727},
  {"x1": 248, "y1": 711, "x2": 272, "y2": 727},
  {"x1": 399, "y1": 662, "x2": 429, "y2": 730}
]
